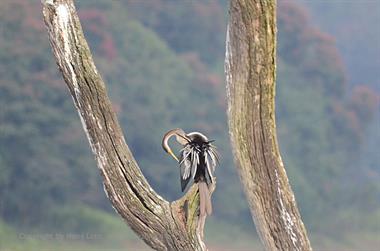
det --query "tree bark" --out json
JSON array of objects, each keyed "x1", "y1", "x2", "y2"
[
  {"x1": 41, "y1": 1, "x2": 214, "y2": 250},
  {"x1": 225, "y1": 0, "x2": 312, "y2": 250}
]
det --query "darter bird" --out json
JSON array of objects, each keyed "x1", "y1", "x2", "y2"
[{"x1": 162, "y1": 128, "x2": 219, "y2": 216}]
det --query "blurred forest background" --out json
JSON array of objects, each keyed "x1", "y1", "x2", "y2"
[{"x1": 0, "y1": 0, "x2": 379, "y2": 250}]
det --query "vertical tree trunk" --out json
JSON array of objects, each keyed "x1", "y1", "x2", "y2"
[
  {"x1": 41, "y1": 0, "x2": 214, "y2": 250},
  {"x1": 42, "y1": 0, "x2": 312, "y2": 250},
  {"x1": 225, "y1": 0, "x2": 312, "y2": 250}
]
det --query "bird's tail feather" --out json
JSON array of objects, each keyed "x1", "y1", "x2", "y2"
[{"x1": 198, "y1": 181, "x2": 212, "y2": 216}]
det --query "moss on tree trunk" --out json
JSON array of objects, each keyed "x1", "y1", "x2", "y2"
[{"x1": 225, "y1": 0, "x2": 312, "y2": 250}]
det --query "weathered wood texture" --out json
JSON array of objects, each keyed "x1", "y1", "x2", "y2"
[
  {"x1": 41, "y1": 0, "x2": 213, "y2": 250},
  {"x1": 225, "y1": 0, "x2": 312, "y2": 250}
]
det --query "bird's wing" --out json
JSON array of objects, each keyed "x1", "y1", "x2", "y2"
[
  {"x1": 204, "y1": 145, "x2": 220, "y2": 184},
  {"x1": 209, "y1": 145, "x2": 220, "y2": 170},
  {"x1": 179, "y1": 145, "x2": 194, "y2": 192},
  {"x1": 191, "y1": 147, "x2": 199, "y2": 181},
  {"x1": 204, "y1": 150, "x2": 213, "y2": 184}
]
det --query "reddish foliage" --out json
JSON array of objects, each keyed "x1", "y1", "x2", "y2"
[
  {"x1": 349, "y1": 85, "x2": 380, "y2": 123},
  {"x1": 101, "y1": 34, "x2": 117, "y2": 60},
  {"x1": 205, "y1": 74, "x2": 222, "y2": 87},
  {"x1": 1, "y1": 0, "x2": 44, "y2": 36},
  {"x1": 22, "y1": 6, "x2": 44, "y2": 31},
  {"x1": 331, "y1": 101, "x2": 361, "y2": 143},
  {"x1": 331, "y1": 85, "x2": 379, "y2": 144},
  {"x1": 193, "y1": 1, "x2": 223, "y2": 20},
  {"x1": 181, "y1": 52, "x2": 222, "y2": 87},
  {"x1": 181, "y1": 53, "x2": 204, "y2": 72},
  {"x1": 79, "y1": 9, "x2": 107, "y2": 26},
  {"x1": 112, "y1": 103, "x2": 122, "y2": 115},
  {"x1": 278, "y1": 0, "x2": 347, "y2": 97},
  {"x1": 79, "y1": 9, "x2": 117, "y2": 60},
  {"x1": 278, "y1": 1, "x2": 309, "y2": 33}
]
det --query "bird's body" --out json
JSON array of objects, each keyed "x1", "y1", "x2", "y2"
[
  {"x1": 162, "y1": 129, "x2": 219, "y2": 216},
  {"x1": 179, "y1": 132, "x2": 217, "y2": 191}
]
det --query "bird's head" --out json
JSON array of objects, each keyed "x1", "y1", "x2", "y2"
[{"x1": 162, "y1": 128, "x2": 190, "y2": 162}]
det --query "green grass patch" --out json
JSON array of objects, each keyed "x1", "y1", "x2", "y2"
[{"x1": 1, "y1": 208, "x2": 380, "y2": 251}]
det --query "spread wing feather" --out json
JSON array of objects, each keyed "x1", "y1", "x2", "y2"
[
  {"x1": 180, "y1": 147, "x2": 192, "y2": 179},
  {"x1": 209, "y1": 145, "x2": 220, "y2": 166},
  {"x1": 204, "y1": 151, "x2": 213, "y2": 184},
  {"x1": 180, "y1": 146, "x2": 192, "y2": 191},
  {"x1": 179, "y1": 145, "x2": 199, "y2": 192},
  {"x1": 191, "y1": 148, "x2": 199, "y2": 180},
  {"x1": 204, "y1": 145, "x2": 219, "y2": 184}
]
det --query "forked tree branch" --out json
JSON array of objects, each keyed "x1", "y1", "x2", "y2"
[
  {"x1": 42, "y1": 0, "x2": 312, "y2": 250},
  {"x1": 41, "y1": 0, "x2": 214, "y2": 250},
  {"x1": 225, "y1": 0, "x2": 312, "y2": 250}
]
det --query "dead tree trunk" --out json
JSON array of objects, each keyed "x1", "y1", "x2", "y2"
[
  {"x1": 225, "y1": 0, "x2": 312, "y2": 250},
  {"x1": 41, "y1": 0, "x2": 214, "y2": 250}
]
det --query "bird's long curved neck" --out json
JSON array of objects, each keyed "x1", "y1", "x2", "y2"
[{"x1": 162, "y1": 128, "x2": 188, "y2": 162}]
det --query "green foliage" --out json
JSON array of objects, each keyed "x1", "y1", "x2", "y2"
[
  {"x1": 0, "y1": 0, "x2": 239, "y2": 228},
  {"x1": 277, "y1": 2, "x2": 379, "y2": 232},
  {"x1": 123, "y1": 0, "x2": 226, "y2": 65},
  {"x1": 0, "y1": 0, "x2": 378, "y2": 246},
  {"x1": 300, "y1": 1, "x2": 380, "y2": 91}
]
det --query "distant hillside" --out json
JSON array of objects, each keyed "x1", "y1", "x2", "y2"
[
  {"x1": 299, "y1": 0, "x2": 380, "y2": 90},
  {"x1": 0, "y1": 0, "x2": 239, "y2": 228},
  {"x1": 0, "y1": 0, "x2": 378, "y2": 244}
]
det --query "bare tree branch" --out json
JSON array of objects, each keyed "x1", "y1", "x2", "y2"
[
  {"x1": 41, "y1": 0, "x2": 214, "y2": 250},
  {"x1": 225, "y1": 0, "x2": 313, "y2": 250},
  {"x1": 42, "y1": 0, "x2": 312, "y2": 250}
]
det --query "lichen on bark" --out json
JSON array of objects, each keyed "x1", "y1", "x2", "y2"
[
  {"x1": 226, "y1": 0, "x2": 312, "y2": 250},
  {"x1": 42, "y1": 0, "x2": 214, "y2": 250}
]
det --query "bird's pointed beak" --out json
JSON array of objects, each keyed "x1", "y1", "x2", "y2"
[{"x1": 168, "y1": 148, "x2": 179, "y2": 162}]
